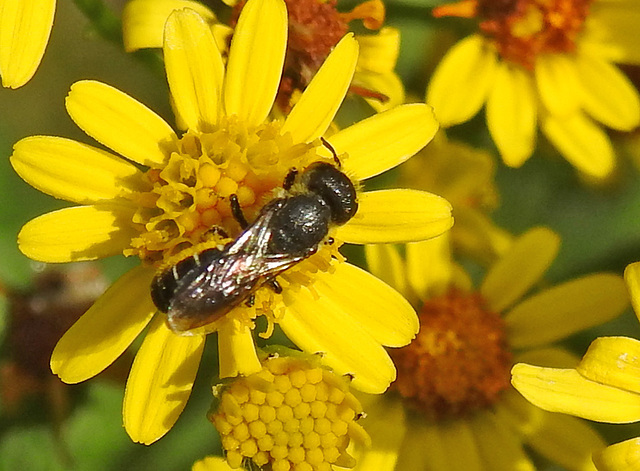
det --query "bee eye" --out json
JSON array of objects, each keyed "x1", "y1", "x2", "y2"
[{"x1": 303, "y1": 162, "x2": 358, "y2": 224}]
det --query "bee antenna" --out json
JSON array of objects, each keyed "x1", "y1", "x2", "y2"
[
  {"x1": 321, "y1": 137, "x2": 341, "y2": 167},
  {"x1": 230, "y1": 194, "x2": 249, "y2": 230}
]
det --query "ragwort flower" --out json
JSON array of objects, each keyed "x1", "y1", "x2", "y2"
[
  {"x1": 10, "y1": 0, "x2": 449, "y2": 445},
  {"x1": 355, "y1": 228, "x2": 628, "y2": 471},
  {"x1": 0, "y1": 0, "x2": 56, "y2": 88},
  {"x1": 512, "y1": 261, "x2": 640, "y2": 471},
  {"x1": 122, "y1": 0, "x2": 404, "y2": 112},
  {"x1": 208, "y1": 348, "x2": 370, "y2": 471},
  {"x1": 427, "y1": 0, "x2": 640, "y2": 178}
]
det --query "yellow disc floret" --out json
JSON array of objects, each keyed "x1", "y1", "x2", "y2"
[{"x1": 209, "y1": 351, "x2": 370, "y2": 471}]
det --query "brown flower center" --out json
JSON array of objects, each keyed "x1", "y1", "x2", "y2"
[
  {"x1": 390, "y1": 289, "x2": 512, "y2": 419},
  {"x1": 434, "y1": 0, "x2": 593, "y2": 69}
]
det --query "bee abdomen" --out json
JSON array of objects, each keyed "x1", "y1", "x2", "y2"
[{"x1": 150, "y1": 248, "x2": 223, "y2": 313}]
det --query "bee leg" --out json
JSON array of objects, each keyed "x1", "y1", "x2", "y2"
[
  {"x1": 230, "y1": 194, "x2": 249, "y2": 229},
  {"x1": 283, "y1": 168, "x2": 298, "y2": 191},
  {"x1": 321, "y1": 137, "x2": 341, "y2": 167},
  {"x1": 267, "y1": 278, "x2": 282, "y2": 294},
  {"x1": 245, "y1": 293, "x2": 255, "y2": 307}
]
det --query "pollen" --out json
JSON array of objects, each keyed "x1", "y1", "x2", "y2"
[
  {"x1": 209, "y1": 353, "x2": 369, "y2": 471},
  {"x1": 390, "y1": 289, "x2": 512, "y2": 419},
  {"x1": 434, "y1": 0, "x2": 593, "y2": 69}
]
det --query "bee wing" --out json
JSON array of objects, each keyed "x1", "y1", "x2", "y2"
[{"x1": 167, "y1": 204, "x2": 304, "y2": 332}]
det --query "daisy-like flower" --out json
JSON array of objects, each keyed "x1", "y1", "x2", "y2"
[
  {"x1": 122, "y1": 0, "x2": 404, "y2": 112},
  {"x1": 0, "y1": 0, "x2": 56, "y2": 88},
  {"x1": 398, "y1": 131, "x2": 512, "y2": 266},
  {"x1": 10, "y1": 0, "x2": 450, "y2": 445},
  {"x1": 207, "y1": 348, "x2": 370, "y2": 471},
  {"x1": 354, "y1": 228, "x2": 628, "y2": 471},
  {"x1": 512, "y1": 261, "x2": 640, "y2": 471},
  {"x1": 426, "y1": 0, "x2": 640, "y2": 178}
]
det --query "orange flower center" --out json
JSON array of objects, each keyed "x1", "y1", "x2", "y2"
[
  {"x1": 434, "y1": 0, "x2": 593, "y2": 69},
  {"x1": 389, "y1": 289, "x2": 512, "y2": 419},
  {"x1": 232, "y1": 0, "x2": 386, "y2": 110}
]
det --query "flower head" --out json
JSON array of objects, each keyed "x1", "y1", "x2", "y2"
[
  {"x1": 209, "y1": 348, "x2": 369, "y2": 471},
  {"x1": 123, "y1": 0, "x2": 404, "y2": 112},
  {"x1": 0, "y1": 0, "x2": 56, "y2": 88},
  {"x1": 11, "y1": 0, "x2": 449, "y2": 444},
  {"x1": 512, "y1": 261, "x2": 640, "y2": 471},
  {"x1": 427, "y1": 0, "x2": 640, "y2": 178},
  {"x1": 355, "y1": 228, "x2": 629, "y2": 470}
]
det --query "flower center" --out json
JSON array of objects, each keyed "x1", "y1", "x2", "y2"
[
  {"x1": 232, "y1": 0, "x2": 385, "y2": 110},
  {"x1": 434, "y1": 0, "x2": 593, "y2": 69},
  {"x1": 210, "y1": 353, "x2": 369, "y2": 471},
  {"x1": 389, "y1": 289, "x2": 512, "y2": 419},
  {"x1": 126, "y1": 116, "x2": 324, "y2": 264}
]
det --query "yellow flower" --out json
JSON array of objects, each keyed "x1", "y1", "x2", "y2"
[
  {"x1": 512, "y1": 261, "x2": 640, "y2": 471},
  {"x1": 208, "y1": 348, "x2": 370, "y2": 471},
  {"x1": 398, "y1": 131, "x2": 512, "y2": 266},
  {"x1": 355, "y1": 228, "x2": 628, "y2": 471},
  {"x1": 0, "y1": 0, "x2": 56, "y2": 88},
  {"x1": 122, "y1": 0, "x2": 404, "y2": 112},
  {"x1": 10, "y1": 0, "x2": 450, "y2": 445},
  {"x1": 427, "y1": 0, "x2": 640, "y2": 179}
]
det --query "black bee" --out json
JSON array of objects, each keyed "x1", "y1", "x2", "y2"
[{"x1": 150, "y1": 155, "x2": 358, "y2": 333}]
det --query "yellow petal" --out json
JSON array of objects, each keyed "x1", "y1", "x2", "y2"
[
  {"x1": 217, "y1": 316, "x2": 262, "y2": 378},
  {"x1": 354, "y1": 70, "x2": 405, "y2": 113},
  {"x1": 469, "y1": 411, "x2": 536, "y2": 471},
  {"x1": 0, "y1": 0, "x2": 55, "y2": 88},
  {"x1": 511, "y1": 363, "x2": 640, "y2": 423},
  {"x1": 224, "y1": 0, "x2": 286, "y2": 128},
  {"x1": 426, "y1": 34, "x2": 497, "y2": 126},
  {"x1": 524, "y1": 410, "x2": 604, "y2": 471},
  {"x1": 18, "y1": 204, "x2": 136, "y2": 262},
  {"x1": 625, "y1": 262, "x2": 640, "y2": 323},
  {"x1": 11, "y1": 136, "x2": 143, "y2": 204},
  {"x1": 541, "y1": 111, "x2": 615, "y2": 179},
  {"x1": 124, "y1": 316, "x2": 205, "y2": 444},
  {"x1": 576, "y1": 53, "x2": 640, "y2": 131},
  {"x1": 192, "y1": 456, "x2": 235, "y2": 471},
  {"x1": 353, "y1": 396, "x2": 405, "y2": 471},
  {"x1": 505, "y1": 273, "x2": 628, "y2": 349},
  {"x1": 406, "y1": 234, "x2": 453, "y2": 300},
  {"x1": 577, "y1": 336, "x2": 640, "y2": 394},
  {"x1": 66, "y1": 80, "x2": 177, "y2": 167},
  {"x1": 481, "y1": 227, "x2": 560, "y2": 313},
  {"x1": 593, "y1": 438, "x2": 640, "y2": 471},
  {"x1": 581, "y1": 2, "x2": 640, "y2": 64},
  {"x1": 164, "y1": 8, "x2": 224, "y2": 133},
  {"x1": 122, "y1": 0, "x2": 216, "y2": 52},
  {"x1": 486, "y1": 63, "x2": 537, "y2": 168},
  {"x1": 535, "y1": 54, "x2": 581, "y2": 117},
  {"x1": 331, "y1": 103, "x2": 439, "y2": 180},
  {"x1": 335, "y1": 189, "x2": 453, "y2": 244},
  {"x1": 280, "y1": 283, "x2": 397, "y2": 394},
  {"x1": 313, "y1": 262, "x2": 419, "y2": 347},
  {"x1": 452, "y1": 207, "x2": 513, "y2": 266},
  {"x1": 51, "y1": 266, "x2": 156, "y2": 383},
  {"x1": 281, "y1": 34, "x2": 358, "y2": 144},
  {"x1": 433, "y1": 419, "x2": 483, "y2": 471},
  {"x1": 393, "y1": 422, "x2": 434, "y2": 470},
  {"x1": 355, "y1": 27, "x2": 400, "y2": 74},
  {"x1": 364, "y1": 244, "x2": 408, "y2": 299}
]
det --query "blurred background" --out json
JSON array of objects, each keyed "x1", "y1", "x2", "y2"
[{"x1": 2, "y1": 0, "x2": 640, "y2": 469}]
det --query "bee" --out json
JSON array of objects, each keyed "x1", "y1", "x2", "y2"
[{"x1": 150, "y1": 151, "x2": 358, "y2": 333}]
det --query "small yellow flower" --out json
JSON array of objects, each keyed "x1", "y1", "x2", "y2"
[
  {"x1": 0, "y1": 0, "x2": 56, "y2": 88},
  {"x1": 427, "y1": 0, "x2": 640, "y2": 178},
  {"x1": 10, "y1": 0, "x2": 449, "y2": 444},
  {"x1": 355, "y1": 228, "x2": 629, "y2": 471},
  {"x1": 512, "y1": 261, "x2": 640, "y2": 471},
  {"x1": 398, "y1": 131, "x2": 512, "y2": 266},
  {"x1": 122, "y1": 0, "x2": 404, "y2": 112},
  {"x1": 208, "y1": 348, "x2": 369, "y2": 471}
]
